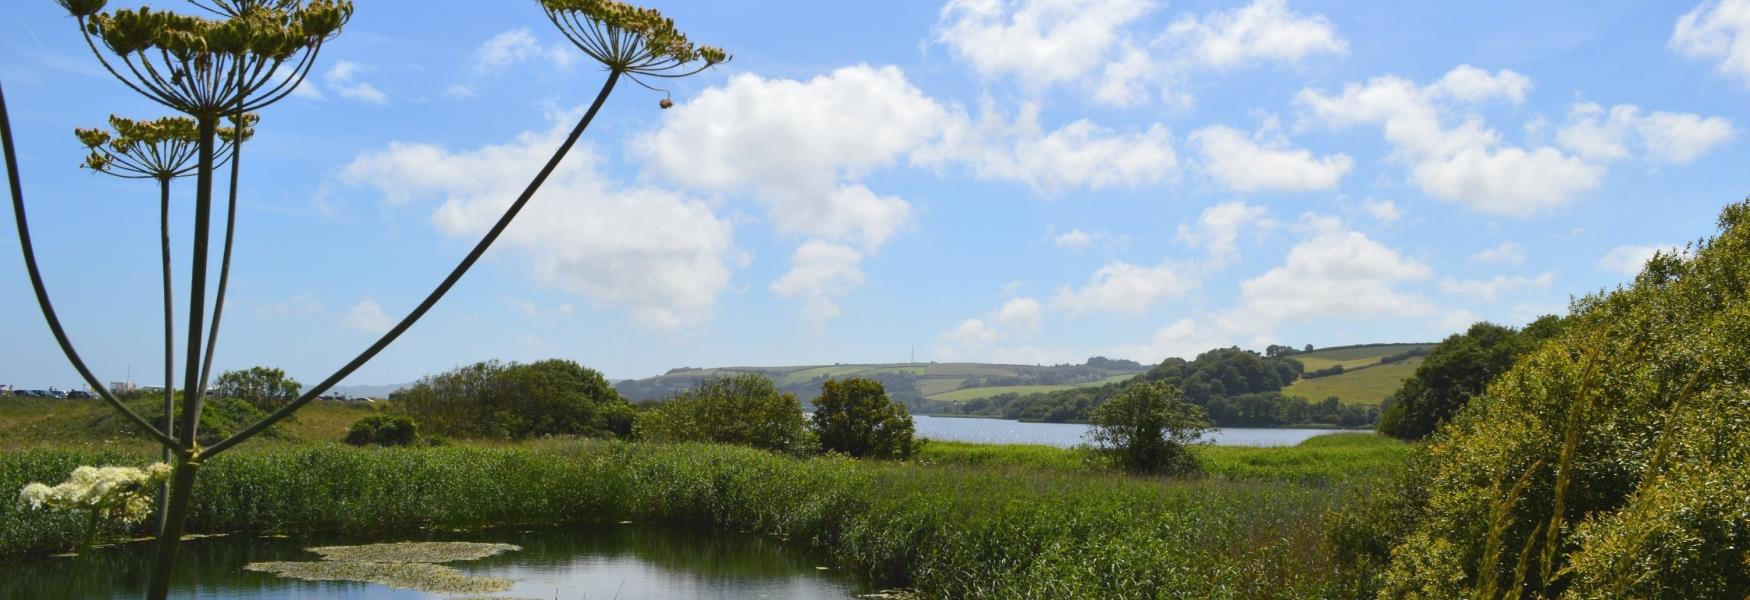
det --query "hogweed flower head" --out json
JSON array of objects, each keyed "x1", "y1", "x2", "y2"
[
  {"x1": 60, "y1": 0, "x2": 353, "y2": 117},
  {"x1": 17, "y1": 463, "x2": 174, "y2": 525},
  {"x1": 539, "y1": 0, "x2": 728, "y2": 79},
  {"x1": 75, "y1": 113, "x2": 254, "y2": 179}
]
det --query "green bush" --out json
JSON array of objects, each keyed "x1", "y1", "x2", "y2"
[
  {"x1": 343, "y1": 415, "x2": 419, "y2": 447},
  {"x1": 1375, "y1": 201, "x2": 1750, "y2": 598},
  {"x1": 392, "y1": 359, "x2": 633, "y2": 440},
  {"x1": 1376, "y1": 317, "x2": 1563, "y2": 441},
  {"x1": 635, "y1": 373, "x2": 811, "y2": 453},
  {"x1": 1086, "y1": 381, "x2": 1208, "y2": 476},
  {"x1": 811, "y1": 378, "x2": 915, "y2": 460}
]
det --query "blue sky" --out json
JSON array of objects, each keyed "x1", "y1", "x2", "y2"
[{"x1": 2, "y1": 0, "x2": 1747, "y2": 388}]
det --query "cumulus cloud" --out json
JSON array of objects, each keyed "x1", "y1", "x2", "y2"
[
  {"x1": 1363, "y1": 200, "x2": 1402, "y2": 223},
  {"x1": 1472, "y1": 241, "x2": 1526, "y2": 265},
  {"x1": 1052, "y1": 261, "x2": 1196, "y2": 314},
  {"x1": 1176, "y1": 200, "x2": 1273, "y2": 264},
  {"x1": 471, "y1": 28, "x2": 574, "y2": 74},
  {"x1": 343, "y1": 299, "x2": 391, "y2": 333},
  {"x1": 1189, "y1": 124, "x2": 1352, "y2": 192},
  {"x1": 325, "y1": 60, "x2": 389, "y2": 104},
  {"x1": 1165, "y1": 0, "x2": 1348, "y2": 69},
  {"x1": 770, "y1": 241, "x2": 868, "y2": 322},
  {"x1": 339, "y1": 111, "x2": 737, "y2": 330},
  {"x1": 1050, "y1": 226, "x2": 1125, "y2": 251},
  {"x1": 1439, "y1": 273, "x2": 1554, "y2": 303},
  {"x1": 933, "y1": 0, "x2": 1154, "y2": 87},
  {"x1": 918, "y1": 101, "x2": 1179, "y2": 193},
  {"x1": 1556, "y1": 102, "x2": 1735, "y2": 164},
  {"x1": 936, "y1": 297, "x2": 1048, "y2": 361},
  {"x1": 1671, "y1": 0, "x2": 1750, "y2": 86},
  {"x1": 1220, "y1": 215, "x2": 1433, "y2": 335},
  {"x1": 1598, "y1": 244, "x2": 1684, "y2": 276}
]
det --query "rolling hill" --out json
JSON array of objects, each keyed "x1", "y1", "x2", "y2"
[
  {"x1": 1281, "y1": 343, "x2": 1434, "y2": 405},
  {"x1": 614, "y1": 359, "x2": 1149, "y2": 405}
]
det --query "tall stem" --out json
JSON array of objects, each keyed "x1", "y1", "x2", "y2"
[
  {"x1": 156, "y1": 176, "x2": 175, "y2": 537},
  {"x1": 204, "y1": 70, "x2": 622, "y2": 457},
  {"x1": 145, "y1": 457, "x2": 199, "y2": 600},
  {"x1": 196, "y1": 106, "x2": 245, "y2": 399},
  {"x1": 178, "y1": 116, "x2": 217, "y2": 448}
]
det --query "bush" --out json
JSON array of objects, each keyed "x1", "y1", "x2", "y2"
[
  {"x1": 344, "y1": 415, "x2": 419, "y2": 447},
  {"x1": 1305, "y1": 365, "x2": 1346, "y2": 379},
  {"x1": 1086, "y1": 381, "x2": 1209, "y2": 476},
  {"x1": 1376, "y1": 316, "x2": 1564, "y2": 440},
  {"x1": 635, "y1": 373, "x2": 810, "y2": 453},
  {"x1": 811, "y1": 377, "x2": 915, "y2": 459},
  {"x1": 1376, "y1": 201, "x2": 1750, "y2": 598},
  {"x1": 392, "y1": 359, "x2": 633, "y2": 440}
]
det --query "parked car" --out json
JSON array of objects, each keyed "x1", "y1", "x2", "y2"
[
  {"x1": 24, "y1": 390, "x2": 50, "y2": 398},
  {"x1": 67, "y1": 390, "x2": 93, "y2": 400}
]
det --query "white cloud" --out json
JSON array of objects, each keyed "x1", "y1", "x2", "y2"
[
  {"x1": 471, "y1": 28, "x2": 574, "y2": 74},
  {"x1": 444, "y1": 84, "x2": 477, "y2": 99},
  {"x1": 339, "y1": 111, "x2": 738, "y2": 330},
  {"x1": 1176, "y1": 200, "x2": 1272, "y2": 264},
  {"x1": 1363, "y1": 199, "x2": 1402, "y2": 223},
  {"x1": 770, "y1": 241, "x2": 868, "y2": 322},
  {"x1": 918, "y1": 101, "x2": 1179, "y2": 193},
  {"x1": 1438, "y1": 273, "x2": 1554, "y2": 303},
  {"x1": 936, "y1": 297, "x2": 1047, "y2": 361},
  {"x1": 325, "y1": 60, "x2": 389, "y2": 105},
  {"x1": 1598, "y1": 244, "x2": 1683, "y2": 276},
  {"x1": 255, "y1": 291, "x2": 323, "y2": 318},
  {"x1": 1189, "y1": 124, "x2": 1352, "y2": 192},
  {"x1": 1556, "y1": 102, "x2": 1735, "y2": 164},
  {"x1": 1052, "y1": 261, "x2": 1196, "y2": 314},
  {"x1": 1053, "y1": 228, "x2": 1095, "y2": 249},
  {"x1": 1165, "y1": 0, "x2": 1348, "y2": 69},
  {"x1": 934, "y1": 0, "x2": 1154, "y2": 87},
  {"x1": 1105, "y1": 318, "x2": 1229, "y2": 363},
  {"x1": 1472, "y1": 241, "x2": 1526, "y2": 265},
  {"x1": 1220, "y1": 215, "x2": 1433, "y2": 334},
  {"x1": 1671, "y1": 0, "x2": 1750, "y2": 86},
  {"x1": 1298, "y1": 66, "x2": 1601, "y2": 216},
  {"x1": 343, "y1": 299, "x2": 391, "y2": 333}
]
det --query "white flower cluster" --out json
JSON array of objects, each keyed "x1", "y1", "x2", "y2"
[{"x1": 17, "y1": 463, "x2": 174, "y2": 525}]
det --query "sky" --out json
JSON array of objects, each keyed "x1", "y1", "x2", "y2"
[{"x1": 1, "y1": 0, "x2": 1747, "y2": 389}]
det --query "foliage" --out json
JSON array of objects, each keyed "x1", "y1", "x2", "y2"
[
  {"x1": 1305, "y1": 365, "x2": 1345, "y2": 379},
  {"x1": 0, "y1": 441, "x2": 1383, "y2": 598},
  {"x1": 635, "y1": 373, "x2": 811, "y2": 453},
  {"x1": 211, "y1": 366, "x2": 302, "y2": 411},
  {"x1": 1139, "y1": 347, "x2": 1304, "y2": 403},
  {"x1": 1376, "y1": 201, "x2": 1750, "y2": 598},
  {"x1": 392, "y1": 359, "x2": 633, "y2": 440},
  {"x1": 1376, "y1": 316, "x2": 1565, "y2": 440},
  {"x1": 343, "y1": 415, "x2": 419, "y2": 447},
  {"x1": 1086, "y1": 381, "x2": 1209, "y2": 476},
  {"x1": 811, "y1": 378, "x2": 916, "y2": 460},
  {"x1": 16, "y1": 463, "x2": 172, "y2": 526}
]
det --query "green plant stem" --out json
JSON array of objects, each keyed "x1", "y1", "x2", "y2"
[
  {"x1": 0, "y1": 84, "x2": 181, "y2": 451},
  {"x1": 177, "y1": 116, "x2": 218, "y2": 450},
  {"x1": 145, "y1": 457, "x2": 199, "y2": 600},
  {"x1": 203, "y1": 70, "x2": 623, "y2": 458},
  {"x1": 157, "y1": 176, "x2": 175, "y2": 537},
  {"x1": 195, "y1": 106, "x2": 246, "y2": 400}
]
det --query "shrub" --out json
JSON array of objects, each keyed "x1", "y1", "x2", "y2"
[
  {"x1": 635, "y1": 373, "x2": 810, "y2": 453},
  {"x1": 1086, "y1": 381, "x2": 1209, "y2": 476},
  {"x1": 1378, "y1": 201, "x2": 1750, "y2": 598},
  {"x1": 392, "y1": 359, "x2": 633, "y2": 440},
  {"x1": 811, "y1": 378, "x2": 915, "y2": 459},
  {"x1": 344, "y1": 415, "x2": 419, "y2": 447},
  {"x1": 1376, "y1": 316, "x2": 1564, "y2": 440}
]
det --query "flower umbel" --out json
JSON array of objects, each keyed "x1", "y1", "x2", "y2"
[
  {"x1": 17, "y1": 464, "x2": 174, "y2": 526},
  {"x1": 75, "y1": 114, "x2": 254, "y2": 179}
]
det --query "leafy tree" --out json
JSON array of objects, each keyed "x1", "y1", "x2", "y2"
[
  {"x1": 211, "y1": 366, "x2": 301, "y2": 411},
  {"x1": 636, "y1": 373, "x2": 810, "y2": 453},
  {"x1": 344, "y1": 414, "x2": 419, "y2": 447},
  {"x1": 812, "y1": 378, "x2": 916, "y2": 459},
  {"x1": 394, "y1": 359, "x2": 631, "y2": 440},
  {"x1": 1377, "y1": 318, "x2": 1564, "y2": 440},
  {"x1": 1086, "y1": 381, "x2": 1208, "y2": 476}
]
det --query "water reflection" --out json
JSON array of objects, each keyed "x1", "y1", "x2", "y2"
[{"x1": 3, "y1": 525, "x2": 868, "y2": 599}]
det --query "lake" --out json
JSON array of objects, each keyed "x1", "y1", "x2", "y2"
[
  {"x1": 912, "y1": 414, "x2": 1355, "y2": 447},
  {"x1": 3, "y1": 525, "x2": 871, "y2": 599}
]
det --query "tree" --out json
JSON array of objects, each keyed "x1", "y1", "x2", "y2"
[
  {"x1": 812, "y1": 378, "x2": 916, "y2": 459},
  {"x1": 395, "y1": 359, "x2": 631, "y2": 440},
  {"x1": 344, "y1": 415, "x2": 419, "y2": 447},
  {"x1": 211, "y1": 366, "x2": 301, "y2": 411},
  {"x1": 636, "y1": 373, "x2": 810, "y2": 453},
  {"x1": 1377, "y1": 319, "x2": 1564, "y2": 440},
  {"x1": 7, "y1": 2, "x2": 726, "y2": 597},
  {"x1": 1086, "y1": 381, "x2": 1208, "y2": 476}
]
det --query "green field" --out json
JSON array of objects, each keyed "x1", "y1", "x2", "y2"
[
  {"x1": 1290, "y1": 343, "x2": 1434, "y2": 372},
  {"x1": 1283, "y1": 357, "x2": 1423, "y2": 405},
  {"x1": 924, "y1": 372, "x2": 1139, "y2": 402}
]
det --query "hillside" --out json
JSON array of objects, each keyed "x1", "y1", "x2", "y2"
[
  {"x1": 1281, "y1": 343, "x2": 1434, "y2": 405},
  {"x1": 614, "y1": 359, "x2": 1149, "y2": 406}
]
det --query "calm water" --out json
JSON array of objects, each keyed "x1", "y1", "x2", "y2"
[
  {"x1": 2, "y1": 526, "x2": 870, "y2": 599},
  {"x1": 913, "y1": 414, "x2": 1353, "y2": 447}
]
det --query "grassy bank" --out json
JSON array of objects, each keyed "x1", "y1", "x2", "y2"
[
  {"x1": 921, "y1": 433, "x2": 1410, "y2": 485},
  {"x1": 0, "y1": 437, "x2": 1400, "y2": 598}
]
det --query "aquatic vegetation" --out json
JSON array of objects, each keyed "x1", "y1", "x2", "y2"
[
  {"x1": 306, "y1": 541, "x2": 520, "y2": 563},
  {"x1": 246, "y1": 559, "x2": 514, "y2": 594}
]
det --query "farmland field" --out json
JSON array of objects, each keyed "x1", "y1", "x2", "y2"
[{"x1": 1283, "y1": 357, "x2": 1423, "y2": 405}]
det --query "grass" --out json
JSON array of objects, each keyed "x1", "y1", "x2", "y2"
[
  {"x1": 1291, "y1": 344, "x2": 1435, "y2": 372},
  {"x1": 1283, "y1": 357, "x2": 1424, "y2": 406},
  {"x1": 0, "y1": 438, "x2": 1400, "y2": 598},
  {"x1": 921, "y1": 433, "x2": 1411, "y2": 486}
]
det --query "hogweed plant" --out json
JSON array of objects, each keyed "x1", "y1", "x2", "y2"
[
  {"x1": 76, "y1": 113, "x2": 252, "y2": 535},
  {"x1": 17, "y1": 464, "x2": 174, "y2": 554},
  {"x1": 2, "y1": 1, "x2": 725, "y2": 598}
]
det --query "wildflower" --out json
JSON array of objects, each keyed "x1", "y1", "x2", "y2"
[{"x1": 16, "y1": 464, "x2": 175, "y2": 526}]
